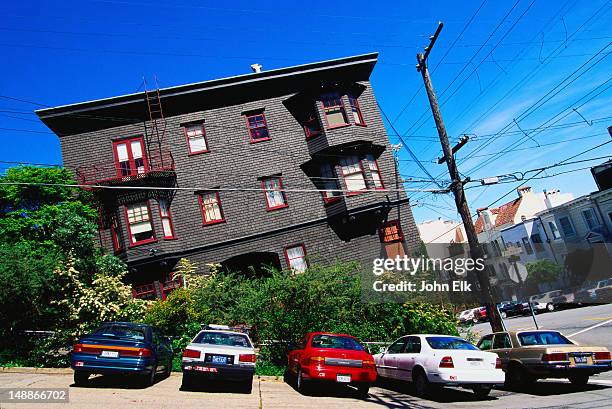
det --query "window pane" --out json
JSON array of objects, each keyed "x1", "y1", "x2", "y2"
[
  {"x1": 345, "y1": 173, "x2": 366, "y2": 191},
  {"x1": 286, "y1": 245, "x2": 307, "y2": 273},
  {"x1": 161, "y1": 218, "x2": 173, "y2": 237},
  {"x1": 130, "y1": 140, "x2": 143, "y2": 159},
  {"x1": 201, "y1": 192, "x2": 223, "y2": 222},
  {"x1": 264, "y1": 178, "x2": 286, "y2": 208},
  {"x1": 116, "y1": 143, "x2": 129, "y2": 161},
  {"x1": 189, "y1": 136, "x2": 208, "y2": 152}
]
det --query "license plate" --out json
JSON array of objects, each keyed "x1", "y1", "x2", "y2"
[
  {"x1": 100, "y1": 350, "x2": 119, "y2": 358},
  {"x1": 468, "y1": 361, "x2": 481, "y2": 367},
  {"x1": 336, "y1": 375, "x2": 351, "y2": 383},
  {"x1": 211, "y1": 355, "x2": 227, "y2": 364},
  {"x1": 574, "y1": 356, "x2": 588, "y2": 364}
]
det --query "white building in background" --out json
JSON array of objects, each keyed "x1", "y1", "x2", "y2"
[
  {"x1": 417, "y1": 218, "x2": 467, "y2": 260},
  {"x1": 474, "y1": 186, "x2": 574, "y2": 300}
]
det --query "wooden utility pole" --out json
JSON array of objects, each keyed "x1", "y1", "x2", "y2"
[{"x1": 416, "y1": 22, "x2": 503, "y2": 332}]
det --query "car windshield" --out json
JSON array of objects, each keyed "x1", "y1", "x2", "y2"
[
  {"x1": 310, "y1": 335, "x2": 365, "y2": 351},
  {"x1": 93, "y1": 325, "x2": 145, "y2": 340},
  {"x1": 193, "y1": 331, "x2": 251, "y2": 347},
  {"x1": 426, "y1": 337, "x2": 478, "y2": 350},
  {"x1": 518, "y1": 331, "x2": 572, "y2": 346}
]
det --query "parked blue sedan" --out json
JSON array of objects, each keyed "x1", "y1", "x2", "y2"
[{"x1": 70, "y1": 322, "x2": 173, "y2": 387}]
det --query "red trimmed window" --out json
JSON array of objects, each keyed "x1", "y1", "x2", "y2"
[
  {"x1": 348, "y1": 93, "x2": 365, "y2": 125},
  {"x1": 198, "y1": 191, "x2": 225, "y2": 225},
  {"x1": 161, "y1": 274, "x2": 183, "y2": 300},
  {"x1": 303, "y1": 115, "x2": 322, "y2": 139},
  {"x1": 262, "y1": 177, "x2": 288, "y2": 210},
  {"x1": 184, "y1": 123, "x2": 208, "y2": 154},
  {"x1": 285, "y1": 244, "x2": 307, "y2": 273},
  {"x1": 321, "y1": 93, "x2": 348, "y2": 128},
  {"x1": 125, "y1": 202, "x2": 156, "y2": 246},
  {"x1": 319, "y1": 163, "x2": 342, "y2": 203},
  {"x1": 365, "y1": 154, "x2": 384, "y2": 189},
  {"x1": 158, "y1": 199, "x2": 175, "y2": 239},
  {"x1": 379, "y1": 220, "x2": 405, "y2": 243},
  {"x1": 110, "y1": 212, "x2": 123, "y2": 252},
  {"x1": 132, "y1": 283, "x2": 157, "y2": 300},
  {"x1": 246, "y1": 113, "x2": 270, "y2": 142},
  {"x1": 339, "y1": 156, "x2": 367, "y2": 194},
  {"x1": 114, "y1": 137, "x2": 147, "y2": 177}
]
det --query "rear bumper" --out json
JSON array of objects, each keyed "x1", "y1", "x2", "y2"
[
  {"x1": 525, "y1": 362, "x2": 612, "y2": 377},
  {"x1": 430, "y1": 368, "x2": 505, "y2": 386},
  {"x1": 302, "y1": 365, "x2": 377, "y2": 384},
  {"x1": 182, "y1": 361, "x2": 255, "y2": 381},
  {"x1": 70, "y1": 353, "x2": 155, "y2": 375}
]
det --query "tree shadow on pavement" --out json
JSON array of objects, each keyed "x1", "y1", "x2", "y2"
[
  {"x1": 70, "y1": 373, "x2": 167, "y2": 390},
  {"x1": 499, "y1": 381, "x2": 609, "y2": 396}
]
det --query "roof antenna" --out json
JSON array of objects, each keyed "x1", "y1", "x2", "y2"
[{"x1": 250, "y1": 63, "x2": 263, "y2": 73}]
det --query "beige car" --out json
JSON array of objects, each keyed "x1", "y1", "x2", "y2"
[{"x1": 477, "y1": 330, "x2": 611, "y2": 387}]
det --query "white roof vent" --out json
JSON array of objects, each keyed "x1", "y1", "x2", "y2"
[{"x1": 250, "y1": 63, "x2": 263, "y2": 73}]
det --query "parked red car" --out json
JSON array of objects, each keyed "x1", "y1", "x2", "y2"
[{"x1": 287, "y1": 332, "x2": 377, "y2": 397}]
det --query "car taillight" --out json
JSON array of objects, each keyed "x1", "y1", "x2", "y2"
[
  {"x1": 542, "y1": 353, "x2": 569, "y2": 362},
  {"x1": 121, "y1": 348, "x2": 152, "y2": 357},
  {"x1": 594, "y1": 352, "x2": 611, "y2": 361},
  {"x1": 73, "y1": 344, "x2": 84, "y2": 353},
  {"x1": 239, "y1": 354, "x2": 256, "y2": 363},
  {"x1": 362, "y1": 359, "x2": 375, "y2": 369},
  {"x1": 439, "y1": 356, "x2": 454, "y2": 368},
  {"x1": 310, "y1": 356, "x2": 325, "y2": 365},
  {"x1": 495, "y1": 357, "x2": 502, "y2": 369},
  {"x1": 182, "y1": 349, "x2": 200, "y2": 359}
]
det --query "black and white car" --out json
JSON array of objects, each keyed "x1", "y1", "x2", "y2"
[{"x1": 181, "y1": 325, "x2": 256, "y2": 392}]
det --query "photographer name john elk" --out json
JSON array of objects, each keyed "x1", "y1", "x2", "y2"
[{"x1": 372, "y1": 279, "x2": 473, "y2": 293}]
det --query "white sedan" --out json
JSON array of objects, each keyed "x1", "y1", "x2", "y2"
[{"x1": 374, "y1": 334, "x2": 504, "y2": 397}]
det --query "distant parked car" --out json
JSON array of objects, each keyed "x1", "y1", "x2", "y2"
[
  {"x1": 498, "y1": 301, "x2": 522, "y2": 318},
  {"x1": 594, "y1": 278, "x2": 612, "y2": 303},
  {"x1": 458, "y1": 309, "x2": 476, "y2": 324},
  {"x1": 374, "y1": 334, "x2": 504, "y2": 398},
  {"x1": 287, "y1": 332, "x2": 376, "y2": 398},
  {"x1": 551, "y1": 289, "x2": 578, "y2": 308},
  {"x1": 477, "y1": 330, "x2": 612, "y2": 387},
  {"x1": 181, "y1": 325, "x2": 256, "y2": 393},
  {"x1": 71, "y1": 322, "x2": 173, "y2": 387}
]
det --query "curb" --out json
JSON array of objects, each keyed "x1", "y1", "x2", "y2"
[{"x1": 0, "y1": 367, "x2": 284, "y2": 382}]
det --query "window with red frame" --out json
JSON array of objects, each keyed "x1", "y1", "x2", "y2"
[
  {"x1": 198, "y1": 191, "x2": 225, "y2": 225},
  {"x1": 132, "y1": 283, "x2": 157, "y2": 300},
  {"x1": 319, "y1": 163, "x2": 342, "y2": 203},
  {"x1": 110, "y1": 212, "x2": 123, "y2": 252},
  {"x1": 114, "y1": 137, "x2": 147, "y2": 178},
  {"x1": 262, "y1": 177, "x2": 288, "y2": 210},
  {"x1": 348, "y1": 93, "x2": 365, "y2": 125},
  {"x1": 379, "y1": 220, "x2": 405, "y2": 243},
  {"x1": 285, "y1": 244, "x2": 307, "y2": 273},
  {"x1": 246, "y1": 112, "x2": 270, "y2": 142},
  {"x1": 321, "y1": 93, "x2": 348, "y2": 128},
  {"x1": 158, "y1": 199, "x2": 175, "y2": 239},
  {"x1": 125, "y1": 202, "x2": 155, "y2": 245},
  {"x1": 339, "y1": 156, "x2": 367, "y2": 193},
  {"x1": 303, "y1": 114, "x2": 322, "y2": 139},
  {"x1": 365, "y1": 154, "x2": 384, "y2": 189},
  {"x1": 184, "y1": 123, "x2": 208, "y2": 154},
  {"x1": 161, "y1": 274, "x2": 183, "y2": 299}
]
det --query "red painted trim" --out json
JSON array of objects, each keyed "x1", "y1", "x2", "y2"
[
  {"x1": 184, "y1": 123, "x2": 210, "y2": 155},
  {"x1": 112, "y1": 136, "x2": 148, "y2": 179},
  {"x1": 367, "y1": 156, "x2": 385, "y2": 190},
  {"x1": 124, "y1": 201, "x2": 157, "y2": 247},
  {"x1": 157, "y1": 199, "x2": 176, "y2": 239},
  {"x1": 348, "y1": 93, "x2": 366, "y2": 126},
  {"x1": 378, "y1": 220, "x2": 405, "y2": 243},
  {"x1": 245, "y1": 112, "x2": 271, "y2": 143},
  {"x1": 338, "y1": 156, "x2": 368, "y2": 196},
  {"x1": 262, "y1": 177, "x2": 288, "y2": 211},
  {"x1": 284, "y1": 243, "x2": 308, "y2": 271},
  {"x1": 198, "y1": 191, "x2": 226, "y2": 225},
  {"x1": 110, "y1": 213, "x2": 123, "y2": 253},
  {"x1": 320, "y1": 93, "x2": 349, "y2": 129},
  {"x1": 303, "y1": 115, "x2": 322, "y2": 140}
]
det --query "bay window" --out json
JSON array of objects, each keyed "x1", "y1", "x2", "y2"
[
  {"x1": 319, "y1": 163, "x2": 342, "y2": 203},
  {"x1": 158, "y1": 199, "x2": 175, "y2": 239},
  {"x1": 339, "y1": 156, "x2": 367, "y2": 194},
  {"x1": 348, "y1": 93, "x2": 365, "y2": 125},
  {"x1": 125, "y1": 202, "x2": 155, "y2": 245},
  {"x1": 262, "y1": 176, "x2": 288, "y2": 210},
  {"x1": 198, "y1": 191, "x2": 225, "y2": 225},
  {"x1": 321, "y1": 93, "x2": 348, "y2": 128},
  {"x1": 365, "y1": 154, "x2": 384, "y2": 189}
]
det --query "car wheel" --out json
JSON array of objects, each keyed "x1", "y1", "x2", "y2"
[
  {"x1": 181, "y1": 373, "x2": 194, "y2": 391},
  {"x1": 296, "y1": 369, "x2": 309, "y2": 394},
  {"x1": 505, "y1": 363, "x2": 534, "y2": 389},
  {"x1": 568, "y1": 374, "x2": 589, "y2": 386},
  {"x1": 413, "y1": 369, "x2": 431, "y2": 398},
  {"x1": 73, "y1": 371, "x2": 90, "y2": 386},
  {"x1": 472, "y1": 385, "x2": 492, "y2": 398},
  {"x1": 357, "y1": 383, "x2": 370, "y2": 398},
  {"x1": 472, "y1": 317, "x2": 479, "y2": 324},
  {"x1": 546, "y1": 303, "x2": 555, "y2": 312},
  {"x1": 501, "y1": 312, "x2": 507, "y2": 319},
  {"x1": 142, "y1": 364, "x2": 156, "y2": 387},
  {"x1": 163, "y1": 361, "x2": 172, "y2": 378},
  {"x1": 242, "y1": 376, "x2": 254, "y2": 394}
]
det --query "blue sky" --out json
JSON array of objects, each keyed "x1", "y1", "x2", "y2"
[{"x1": 1, "y1": 0, "x2": 610, "y2": 224}]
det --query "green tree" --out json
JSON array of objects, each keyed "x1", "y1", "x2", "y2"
[{"x1": 525, "y1": 259, "x2": 563, "y2": 291}]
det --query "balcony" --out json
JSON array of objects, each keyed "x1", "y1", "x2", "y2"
[{"x1": 76, "y1": 149, "x2": 175, "y2": 186}]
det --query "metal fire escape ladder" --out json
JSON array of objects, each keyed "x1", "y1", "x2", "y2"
[{"x1": 143, "y1": 76, "x2": 167, "y2": 169}]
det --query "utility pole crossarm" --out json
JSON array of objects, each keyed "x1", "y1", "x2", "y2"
[{"x1": 414, "y1": 21, "x2": 504, "y2": 333}]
